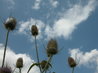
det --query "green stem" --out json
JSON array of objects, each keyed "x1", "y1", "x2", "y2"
[
  {"x1": 19, "y1": 68, "x2": 21, "y2": 73},
  {"x1": 2, "y1": 29, "x2": 10, "y2": 68},
  {"x1": 72, "y1": 67, "x2": 74, "y2": 73},
  {"x1": 12, "y1": 68, "x2": 16, "y2": 73},
  {"x1": 45, "y1": 70, "x2": 47, "y2": 73},
  {"x1": 34, "y1": 36, "x2": 42, "y2": 73},
  {"x1": 42, "y1": 55, "x2": 52, "y2": 73}
]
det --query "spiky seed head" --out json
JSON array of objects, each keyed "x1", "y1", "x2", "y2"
[
  {"x1": 16, "y1": 57, "x2": 23, "y2": 68},
  {"x1": 31, "y1": 25, "x2": 38, "y2": 36},
  {"x1": 47, "y1": 39, "x2": 58, "y2": 49},
  {"x1": 0, "y1": 67, "x2": 12, "y2": 73},
  {"x1": 4, "y1": 17, "x2": 16, "y2": 31},
  {"x1": 47, "y1": 39, "x2": 58, "y2": 57},
  {"x1": 47, "y1": 48, "x2": 58, "y2": 57},
  {"x1": 40, "y1": 60, "x2": 49, "y2": 70},
  {"x1": 68, "y1": 57, "x2": 77, "y2": 68}
]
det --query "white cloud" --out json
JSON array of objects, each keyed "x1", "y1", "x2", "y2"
[
  {"x1": 7, "y1": 0, "x2": 15, "y2": 5},
  {"x1": 32, "y1": 0, "x2": 42, "y2": 10},
  {"x1": 0, "y1": 44, "x2": 39, "y2": 73},
  {"x1": 69, "y1": 48, "x2": 98, "y2": 73},
  {"x1": 18, "y1": 18, "x2": 45, "y2": 41},
  {"x1": 17, "y1": 0, "x2": 97, "y2": 40},
  {"x1": 45, "y1": 0, "x2": 97, "y2": 39},
  {"x1": 50, "y1": 0, "x2": 59, "y2": 8},
  {"x1": 6, "y1": 0, "x2": 15, "y2": 9}
]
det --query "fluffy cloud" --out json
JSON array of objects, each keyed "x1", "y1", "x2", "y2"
[
  {"x1": 32, "y1": 0, "x2": 42, "y2": 10},
  {"x1": 18, "y1": 0, "x2": 97, "y2": 40},
  {"x1": 45, "y1": 0, "x2": 97, "y2": 39},
  {"x1": 50, "y1": 0, "x2": 59, "y2": 8},
  {"x1": 0, "y1": 44, "x2": 39, "y2": 73},
  {"x1": 69, "y1": 48, "x2": 98, "y2": 73},
  {"x1": 7, "y1": 0, "x2": 15, "y2": 5},
  {"x1": 18, "y1": 18, "x2": 45, "y2": 41},
  {"x1": 6, "y1": 0, "x2": 15, "y2": 9}
]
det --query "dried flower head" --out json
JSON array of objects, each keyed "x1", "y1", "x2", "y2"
[
  {"x1": 40, "y1": 60, "x2": 50, "y2": 70},
  {"x1": 16, "y1": 57, "x2": 23, "y2": 68},
  {"x1": 31, "y1": 25, "x2": 38, "y2": 36},
  {"x1": 4, "y1": 17, "x2": 16, "y2": 31},
  {"x1": 68, "y1": 57, "x2": 77, "y2": 68},
  {"x1": 0, "y1": 67, "x2": 12, "y2": 73},
  {"x1": 47, "y1": 39, "x2": 58, "y2": 57}
]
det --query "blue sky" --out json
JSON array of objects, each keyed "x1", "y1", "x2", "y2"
[{"x1": 0, "y1": 0, "x2": 98, "y2": 73}]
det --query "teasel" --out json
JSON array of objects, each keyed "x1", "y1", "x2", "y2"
[
  {"x1": 42, "y1": 55, "x2": 53, "y2": 73},
  {"x1": 68, "y1": 57, "x2": 77, "y2": 73},
  {"x1": 31, "y1": 24, "x2": 42, "y2": 73},
  {"x1": 41, "y1": 60, "x2": 49, "y2": 70},
  {"x1": 0, "y1": 66, "x2": 12, "y2": 73},
  {"x1": 40, "y1": 60, "x2": 51, "y2": 71},
  {"x1": 4, "y1": 17, "x2": 16, "y2": 31},
  {"x1": 47, "y1": 39, "x2": 58, "y2": 57},
  {"x1": 42, "y1": 39, "x2": 58, "y2": 73},
  {"x1": 16, "y1": 57, "x2": 23, "y2": 73},
  {"x1": 2, "y1": 17, "x2": 17, "y2": 68},
  {"x1": 31, "y1": 25, "x2": 38, "y2": 36}
]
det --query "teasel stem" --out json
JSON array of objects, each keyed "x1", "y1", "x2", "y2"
[
  {"x1": 34, "y1": 36, "x2": 42, "y2": 73},
  {"x1": 72, "y1": 67, "x2": 74, "y2": 73},
  {"x1": 12, "y1": 68, "x2": 16, "y2": 73},
  {"x1": 2, "y1": 29, "x2": 10, "y2": 68},
  {"x1": 19, "y1": 68, "x2": 21, "y2": 73},
  {"x1": 45, "y1": 70, "x2": 47, "y2": 73},
  {"x1": 42, "y1": 55, "x2": 53, "y2": 73}
]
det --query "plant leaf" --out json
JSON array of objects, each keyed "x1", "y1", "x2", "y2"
[
  {"x1": 48, "y1": 63, "x2": 52, "y2": 68},
  {"x1": 27, "y1": 63, "x2": 39, "y2": 73}
]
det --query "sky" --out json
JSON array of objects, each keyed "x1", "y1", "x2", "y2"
[{"x1": 0, "y1": 0, "x2": 98, "y2": 73}]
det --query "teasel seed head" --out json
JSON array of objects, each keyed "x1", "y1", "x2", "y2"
[
  {"x1": 47, "y1": 39, "x2": 58, "y2": 57},
  {"x1": 40, "y1": 60, "x2": 50, "y2": 70},
  {"x1": 68, "y1": 57, "x2": 77, "y2": 68},
  {"x1": 16, "y1": 57, "x2": 23, "y2": 68},
  {"x1": 31, "y1": 25, "x2": 38, "y2": 36},
  {"x1": 4, "y1": 17, "x2": 16, "y2": 31},
  {"x1": 0, "y1": 67, "x2": 12, "y2": 73}
]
